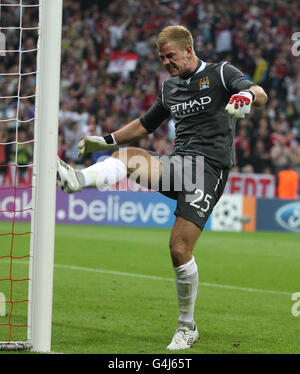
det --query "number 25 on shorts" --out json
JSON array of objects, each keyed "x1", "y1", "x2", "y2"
[{"x1": 190, "y1": 189, "x2": 212, "y2": 212}]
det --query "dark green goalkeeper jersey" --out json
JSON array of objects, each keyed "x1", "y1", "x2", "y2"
[{"x1": 139, "y1": 60, "x2": 254, "y2": 169}]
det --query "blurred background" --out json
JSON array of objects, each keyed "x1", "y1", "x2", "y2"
[{"x1": 1, "y1": 0, "x2": 300, "y2": 198}]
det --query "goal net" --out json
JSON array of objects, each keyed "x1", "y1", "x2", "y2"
[{"x1": 0, "y1": 0, "x2": 62, "y2": 352}]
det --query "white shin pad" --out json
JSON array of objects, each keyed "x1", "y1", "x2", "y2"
[{"x1": 174, "y1": 256, "x2": 198, "y2": 323}]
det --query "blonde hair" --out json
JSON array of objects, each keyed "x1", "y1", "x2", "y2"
[{"x1": 156, "y1": 25, "x2": 194, "y2": 51}]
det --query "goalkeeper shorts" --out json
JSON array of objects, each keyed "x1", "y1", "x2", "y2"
[{"x1": 148, "y1": 152, "x2": 229, "y2": 230}]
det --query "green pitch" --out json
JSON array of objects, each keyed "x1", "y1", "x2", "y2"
[{"x1": 0, "y1": 222, "x2": 299, "y2": 354}]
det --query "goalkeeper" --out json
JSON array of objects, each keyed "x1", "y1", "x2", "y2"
[{"x1": 57, "y1": 25, "x2": 267, "y2": 350}]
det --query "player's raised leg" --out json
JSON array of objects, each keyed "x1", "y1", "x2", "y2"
[
  {"x1": 167, "y1": 217, "x2": 201, "y2": 350},
  {"x1": 57, "y1": 147, "x2": 162, "y2": 193}
]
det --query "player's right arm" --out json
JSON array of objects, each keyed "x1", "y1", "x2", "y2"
[
  {"x1": 113, "y1": 118, "x2": 150, "y2": 144},
  {"x1": 78, "y1": 91, "x2": 170, "y2": 157},
  {"x1": 77, "y1": 119, "x2": 148, "y2": 157}
]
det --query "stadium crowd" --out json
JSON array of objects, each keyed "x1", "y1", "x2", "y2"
[{"x1": 1, "y1": 0, "x2": 300, "y2": 192}]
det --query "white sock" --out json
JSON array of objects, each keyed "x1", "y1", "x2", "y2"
[
  {"x1": 81, "y1": 157, "x2": 127, "y2": 189},
  {"x1": 174, "y1": 256, "x2": 198, "y2": 325}
]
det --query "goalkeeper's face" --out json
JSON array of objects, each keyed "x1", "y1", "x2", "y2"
[{"x1": 158, "y1": 41, "x2": 194, "y2": 78}]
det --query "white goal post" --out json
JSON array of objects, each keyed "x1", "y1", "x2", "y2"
[
  {"x1": 0, "y1": 0, "x2": 62, "y2": 353},
  {"x1": 28, "y1": 0, "x2": 63, "y2": 353}
]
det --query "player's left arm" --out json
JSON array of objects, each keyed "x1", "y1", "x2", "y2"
[{"x1": 222, "y1": 63, "x2": 268, "y2": 118}]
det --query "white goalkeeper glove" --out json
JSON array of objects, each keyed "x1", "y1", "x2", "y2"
[
  {"x1": 225, "y1": 90, "x2": 255, "y2": 119},
  {"x1": 78, "y1": 135, "x2": 117, "y2": 157}
]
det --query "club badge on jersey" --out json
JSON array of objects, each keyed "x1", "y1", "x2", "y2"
[
  {"x1": 199, "y1": 76, "x2": 210, "y2": 90},
  {"x1": 225, "y1": 90, "x2": 255, "y2": 119}
]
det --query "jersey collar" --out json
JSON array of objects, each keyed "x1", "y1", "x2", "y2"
[
  {"x1": 194, "y1": 59, "x2": 206, "y2": 74},
  {"x1": 180, "y1": 59, "x2": 206, "y2": 84}
]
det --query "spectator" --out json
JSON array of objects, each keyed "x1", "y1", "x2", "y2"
[
  {"x1": 270, "y1": 134, "x2": 292, "y2": 174},
  {"x1": 248, "y1": 139, "x2": 271, "y2": 173},
  {"x1": 236, "y1": 138, "x2": 251, "y2": 170},
  {"x1": 277, "y1": 168, "x2": 299, "y2": 199},
  {"x1": 12, "y1": 129, "x2": 33, "y2": 175},
  {"x1": 64, "y1": 121, "x2": 85, "y2": 163},
  {"x1": 0, "y1": 128, "x2": 11, "y2": 175}
]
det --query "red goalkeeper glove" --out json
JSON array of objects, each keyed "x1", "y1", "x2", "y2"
[{"x1": 225, "y1": 90, "x2": 255, "y2": 119}]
